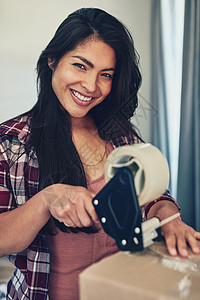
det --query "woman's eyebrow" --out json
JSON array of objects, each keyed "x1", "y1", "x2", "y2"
[
  {"x1": 71, "y1": 55, "x2": 115, "y2": 72},
  {"x1": 72, "y1": 56, "x2": 94, "y2": 68}
]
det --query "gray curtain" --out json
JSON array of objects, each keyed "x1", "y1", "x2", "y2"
[
  {"x1": 150, "y1": 0, "x2": 171, "y2": 190},
  {"x1": 177, "y1": 0, "x2": 200, "y2": 230}
]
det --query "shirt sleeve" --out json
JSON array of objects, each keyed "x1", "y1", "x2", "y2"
[{"x1": 0, "y1": 161, "x2": 16, "y2": 213}]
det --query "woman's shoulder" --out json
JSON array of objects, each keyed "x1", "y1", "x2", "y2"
[
  {"x1": 0, "y1": 115, "x2": 32, "y2": 166},
  {"x1": 0, "y1": 114, "x2": 30, "y2": 142}
]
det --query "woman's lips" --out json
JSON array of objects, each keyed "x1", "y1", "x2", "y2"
[
  {"x1": 71, "y1": 89, "x2": 93, "y2": 101},
  {"x1": 70, "y1": 89, "x2": 95, "y2": 107}
]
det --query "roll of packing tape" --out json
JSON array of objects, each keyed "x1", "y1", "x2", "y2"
[{"x1": 105, "y1": 143, "x2": 170, "y2": 206}]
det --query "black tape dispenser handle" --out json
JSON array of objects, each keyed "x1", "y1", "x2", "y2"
[{"x1": 92, "y1": 167, "x2": 144, "y2": 251}]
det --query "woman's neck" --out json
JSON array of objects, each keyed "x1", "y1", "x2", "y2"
[
  {"x1": 71, "y1": 114, "x2": 97, "y2": 134},
  {"x1": 71, "y1": 115, "x2": 106, "y2": 182}
]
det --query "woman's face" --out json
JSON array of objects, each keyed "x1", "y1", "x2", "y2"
[{"x1": 50, "y1": 39, "x2": 116, "y2": 119}]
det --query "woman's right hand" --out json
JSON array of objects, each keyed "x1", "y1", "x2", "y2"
[{"x1": 41, "y1": 184, "x2": 98, "y2": 228}]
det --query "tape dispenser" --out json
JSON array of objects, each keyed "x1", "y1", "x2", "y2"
[{"x1": 92, "y1": 143, "x2": 172, "y2": 252}]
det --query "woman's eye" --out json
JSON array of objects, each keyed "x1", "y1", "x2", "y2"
[
  {"x1": 101, "y1": 73, "x2": 113, "y2": 79},
  {"x1": 73, "y1": 63, "x2": 86, "y2": 70}
]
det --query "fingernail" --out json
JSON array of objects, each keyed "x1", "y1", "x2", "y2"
[
  {"x1": 193, "y1": 246, "x2": 200, "y2": 253},
  {"x1": 181, "y1": 249, "x2": 188, "y2": 257},
  {"x1": 170, "y1": 248, "x2": 177, "y2": 256}
]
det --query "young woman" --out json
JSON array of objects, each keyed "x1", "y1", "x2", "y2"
[{"x1": 0, "y1": 7, "x2": 199, "y2": 300}]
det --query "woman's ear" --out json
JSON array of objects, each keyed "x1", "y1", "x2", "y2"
[{"x1": 48, "y1": 57, "x2": 55, "y2": 70}]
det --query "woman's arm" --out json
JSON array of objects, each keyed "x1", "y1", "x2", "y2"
[
  {"x1": 0, "y1": 189, "x2": 50, "y2": 257},
  {"x1": 0, "y1": 184, "x2": 98, "y2": 257},
  {"x1": 147, "y1": 200, "x2": 200, "y2": 257}
]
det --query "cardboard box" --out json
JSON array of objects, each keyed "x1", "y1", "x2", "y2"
[{"x1": 79, "y1": 241, "x2": 200, "y2": 300}]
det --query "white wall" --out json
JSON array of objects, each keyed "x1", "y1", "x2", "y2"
[{"x1": 0, "y1": 0, "x2": 152, "y2": 141}]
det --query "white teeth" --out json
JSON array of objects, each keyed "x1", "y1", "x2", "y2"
[{"x1": 72, "y1": 90, "x2": 92, "y2": 102}]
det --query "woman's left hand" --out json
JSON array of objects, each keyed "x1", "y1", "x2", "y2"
[
  {"x1": 161, "y1": 216, "x2": 200, "y2": 257},
  {"x1": 147, "y1": 200, "x2": 200, "y2": 257}
]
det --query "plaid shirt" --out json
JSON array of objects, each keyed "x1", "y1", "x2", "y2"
[
  {"x1": 0, "y1": 115, "x2": 179, "y2": 299},
  {"x1": 0, "y1": 116, "x2": 49, "y2": 300}
]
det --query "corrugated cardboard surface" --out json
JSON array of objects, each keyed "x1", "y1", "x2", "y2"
[{"x1": 79, "y1": 241, "x2": 200, "y2": 300}]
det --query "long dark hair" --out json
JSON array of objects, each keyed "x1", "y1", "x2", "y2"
[{"x1": 25, "y1": 8, "x2": 142, "y2": 232}]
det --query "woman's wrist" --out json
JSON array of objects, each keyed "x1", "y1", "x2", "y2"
[
  {"x1": 37, "y1": 188, "x2": 52, "y2": 219},
  {"x1": 146, "y1": 199, "x2": 181, "y2": 221}
]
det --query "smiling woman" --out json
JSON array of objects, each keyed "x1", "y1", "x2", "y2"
[{"x1": 0, "y1": 8, "x2": 143, "y2": 299}]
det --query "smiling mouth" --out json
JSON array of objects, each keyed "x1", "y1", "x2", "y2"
[{"x1": 71, "y1": 89, "x2": 93, "y2": 102}]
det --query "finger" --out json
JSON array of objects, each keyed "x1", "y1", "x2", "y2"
[
  {"x1": 186, "y1": 232, "x2": 200, "y2": 254},
  {"x1": 61, "y1": 206, "x2": 83, "y2": 228},
  {"x1": 176, "y1": 235, "x2": 188, "y2": 257},
  {"x1": 163, "y1": 231, "x2": 177, "y2": 256},
  {"x1": 85, "y1": 199, "x2": 98, "y2": 223},
  {"x1": 61, "y1": 216, "x2": 76, "y2": 227},
  {"x1": 67, "y1": 212, "x2": 82, "y2": 228},
  {"x1": 91, "y1": 192, "x2": 96, "y2": 198},
  {"x1": 64, "y1": 222, "x2": 74, "y2": 228},
  {"x1": 76, "y1": 200, "x2": 93, "y2": 227},
  {"x1": 194, "y1": 231, "x2": 200, "y2": 240}
]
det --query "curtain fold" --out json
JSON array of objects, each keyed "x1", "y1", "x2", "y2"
[
  {"x1": 177, "y1": 0, "x2": 200, "y2": 230},
  {"x1": 150, "y1": 0, "x2": 171, "y2": 187}
]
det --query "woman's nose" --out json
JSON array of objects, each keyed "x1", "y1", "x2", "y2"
[{"x1": 81, "y1": 74, "x2": 98, "y2": 93}]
